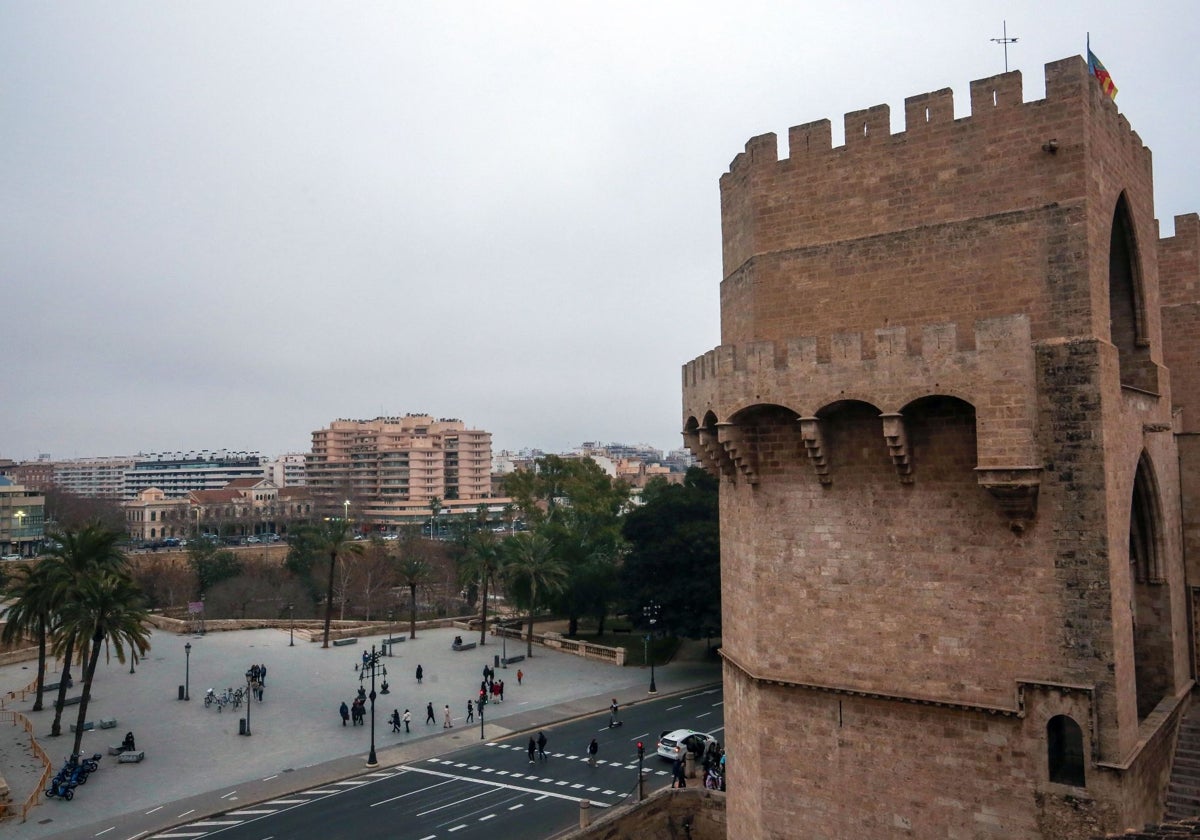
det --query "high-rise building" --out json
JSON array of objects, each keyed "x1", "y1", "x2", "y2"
[
  {"x1": 307, "y1": 415, "x2": 496, "y2": 526},
  {"x1": 123, "y1": 452, "x2": 268, "y2": 499},
  {"x1": 0, "y1": 477, "x2": 45, "y2": 558},
  {"x1": 52, "y1": 456, "x2": 136, "y2": 498}
]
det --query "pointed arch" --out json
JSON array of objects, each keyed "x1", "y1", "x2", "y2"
[{"x1": 1108, "y1": 192, "x2": 1153, "y2": 391}]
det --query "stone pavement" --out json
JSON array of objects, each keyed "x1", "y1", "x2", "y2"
[{"x1": 0, "y1": 624, "x2": 720, "y2": 839}]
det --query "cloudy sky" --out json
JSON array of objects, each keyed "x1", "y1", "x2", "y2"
[{"x1": 2, "y1": 2, "x2": 1196, "y2": 462}]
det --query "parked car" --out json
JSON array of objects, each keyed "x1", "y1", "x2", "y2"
[
  {"x1": 2, "y1": 553, "x2": 23, "y2": 562},
  {"x1": 656, "y1": 729, "x2": 716, "y2": 761}
]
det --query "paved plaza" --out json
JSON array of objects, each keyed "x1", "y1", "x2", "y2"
[{"x1": 0, "y1": 624, "x2": 719, "y2": 839}]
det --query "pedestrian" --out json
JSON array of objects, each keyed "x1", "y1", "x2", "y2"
[
  {"x1": 339, "y1": 701, "x2": 350, "y2": 726},
  {"x1": 390, "y1": 709, "x2": 401, "y2": 733},
  {"x1": 516, "y1": 668, "x2": 523, "y2": 685},
  {"x1": 403, "y1": 709, "x2": 411, "y2": 733},
  {"x1": 466, "y1": 699, "x2": 475, "y2": 723},
  {"x1": 443, "y1": 704, "x2": 453, "y2": 728},
  {"x1": 416, "y1": 664, "x2": 423, "y2": 684},
  {"x1": 537, "y1": 730, "x2": 548, "y2": 761},
  {"x1": 608, "y1": 698, "x2": 619, "y2": 727},
  {"x1": 259, "y1": 663, "x2": 267, "y2": 686},
  {"x1": 498, "y1": 679, "x2": 504, "y2": 702},
  {"x1": 357, "y1": 685, "x2": 367, "y2": 703},
  {"x1": 587, "y1": 738, "x2": 599, "y2": 767},
  {"x1": 672, "y1": 755, "x2": 687, "y2": 788},
  {"x1": 491, "y1": 681, "x2": 500, "y2": 704},
  {"x1": 425, "y1": 702, "x2": 436, "y2": 725},
  {"x1": 528, "y1": 736, "x2": 536, "y2": 764},
  {"x1": 256, "y1": 682, "x2": 264, "y2": 702},
  {"x1": 362, "y1": 650, "x2": 369, "y2": 666}
]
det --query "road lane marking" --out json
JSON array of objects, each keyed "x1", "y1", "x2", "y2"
[
  {"x1": 220, "y1": 790, "x2": 238, "y2": 799},
  {"x1": 192, "y1": 820, "x2": 244, "y2": 826},
  {"x1": 667, "y1": 704, "x2": 683, "y2": 711},
  {"x1": 95, "y1": 828, "x2": 116, "y2": 836},
  {"x1": 695, "y1": 711, "x2": 712, "y2": 718},
  {"x1": 144, "y1": 806, "x2": 164, "y2": 814},
  {"x1": 508, "y1": 804, "x2": 524, "y2": 810},
  {"x1": 150, "y1": 834, "x2": 208, "y2": 838},
  {"x1": 371, "y1": 777, "x2": 454, "y2": 807},
  {"x1": 417, "y1": 787, "x2": 499, "y2": 816},
  {"x1": 262, "y1": 774, "x2": 279, "y2": 781},
  {"x1": 448, "y1": 826, "x2": 468, "y2": 833},
  {"x1": 480, "y1": 814, "x2": 496, "y2": 821},
  {"x1": 226, "y1": 810, "x2": 277, "y2": 815},
  {"x1": 176, "y1": 809, "x2": 196, "y2": 818},
  {"x1": 399, "y1": 765, "x2": 616, "y2": 807},
  {"x1": 264, "y1": 799, "x2": 310, "y2": 804}
]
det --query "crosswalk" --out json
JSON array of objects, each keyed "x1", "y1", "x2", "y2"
[{"x1": 147, "y1": 743, "x2": 667, "y2": 839}]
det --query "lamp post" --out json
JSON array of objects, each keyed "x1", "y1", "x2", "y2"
[
  {"x1": 387, "y1": 608, "x2": 394, "y2": 656},
  {"x1": 643, "y1": 601, "x2": 661, "y2": 695},
  {"x1": 501, "y1": 620, "x2": 508, "y2": 668},
  {"x1": 288, "y1": 603, "x2": 295, "y2": 647},
  {"x1": 479, "y1": 691, "x2": 485, "y2": 740},
  {"x1": 184, "y1": 642, "x2": 192, "y2": 700},
  {"x1": 243, "y1": 668, "x2": 253, "y2": 736},
  {"x1": 360, "y1": 645, "x2": 386, "y2": 767},
  {"x1": 14, "y1": 510, "x2": 24, "y2": 557},
  {"x1": 200, "y1": 593, "x2": 206, "y2": 635},
  {"x1": 344, "y1": 499, "x2": 350, "y2": 526}
]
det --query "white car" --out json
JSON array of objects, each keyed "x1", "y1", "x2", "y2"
[
  {"x1": 656, "y1": 729, "x2": 716, "y2": 761},
  {"x1": 2, "y1": 553, "x2": 23, "y2": 562}
]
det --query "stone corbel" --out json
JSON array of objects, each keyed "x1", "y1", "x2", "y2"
[
  {"x1": 798, "y1": 417, "x2": 832, "y2": 485},
  {"x1": 975, "y1": 467, "x2": 1042, "y2": 533},
  {"x1": 681, "y1": 427, "x2": 721, "y2": 480},
  {"x1": 879, "y1": 413, "x2": 913, "y2": 484},
  {"x1": 697, "y1": 426, "x2": 736, "y2": 480},
  {"x1": 717, "y1": 422, "x2": 759, "y2": 485}
]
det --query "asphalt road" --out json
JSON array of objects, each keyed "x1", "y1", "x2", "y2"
[{"x1": 145, "y1": 687, "x2": 725, "y2": 840}]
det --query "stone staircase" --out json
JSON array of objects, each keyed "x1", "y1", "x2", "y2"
[{"x1": 1166, "y1": 704, "x2": 1200, "y2": 821}]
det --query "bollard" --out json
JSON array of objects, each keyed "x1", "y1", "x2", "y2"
[
  {"x1": 686, "y1": 751, "x2": 697, "y2": 779},
  {"x1": 494, "y1": 654, "x2": 500, "y2": 668},
  {"x1": 178, "y1": 685, "x2": 185, "y2": 700},
  {"x1": 579, "y1": 799, "x2": 592, "y2": 828},
  {"x1": 238, "y1": 718, "x2": 247, "y2": 736}
]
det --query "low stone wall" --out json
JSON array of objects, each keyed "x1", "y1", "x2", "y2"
[
  {"x1": 491, "y1": 626, "x2": 626, "y2": 666},
  {"x1": 561, "y1": 787, "x2": 726, "y2": 839}
]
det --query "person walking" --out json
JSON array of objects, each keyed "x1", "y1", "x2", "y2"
[
  {"x1": 259, "y1": 663, "x2": 267, "y2": 686},
  {"x1": 403, "y1": 709, "x2": 411, "y2": 733},
  {"x1": 443, "y1": 704, "x2": 453, "y2": 728},
  {"x1": 527, "y1": 736, "x2": 536, "y2": 764},
  {"x1": 416, "y1": 664, "x2": 423, "y2": 684},
  {"x1": 587, "y1": 738, "x2": 599, "y2": 767},
  {"x1": 516, "y1": 668, "x2": 523, "y2": 685},
  {"x1": 536, "y1": 730, "x2": 548, "y2": 761},
  {"x1": 390, "y1": 709, "x2": 401, "y2": 733},
  {"x1": 425, "y1": 702, "x2": 436, "y2": 725},
  {"x1": 498, "y1": 679, "x2": 504, "y2": 702},
  {"x1": 672, "y1": 755, "x2": 687, "y2": 788},
  {"x1": 339, "y1": 701, "x2": 350, "y2": 726},
  {"x1": 466, "y1": 699, "x2": 475, "y2": 723},
  {"x1": 608, "y1": 698, "x2": 619, "y2": 727}
]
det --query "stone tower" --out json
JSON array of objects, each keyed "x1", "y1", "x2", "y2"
[{"x1": 682, "y1": 56, "x2": 1200, "y2": 839}]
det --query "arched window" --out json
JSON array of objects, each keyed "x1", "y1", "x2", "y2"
[
  {"x1": 1108, "y1": 193, "x2": 1152, "y2": 391},
  {"x1": 1047, "y1": 715, "x2": 1086, "y2": 786}
]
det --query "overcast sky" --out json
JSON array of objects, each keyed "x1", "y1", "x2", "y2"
[{"x1": 2, "y1": 2, "x2": 1195, "y2": 462}]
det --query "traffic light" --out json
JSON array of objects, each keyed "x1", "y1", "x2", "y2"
[{"x1": 637, "y1": 741, "x2": 644, "y2": 759}]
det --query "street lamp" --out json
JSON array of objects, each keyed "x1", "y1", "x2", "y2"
[
  {"x1": 200, "y1": 593, "x2": 206, "y2": 635},
  {"x1": 479, "y1": 691, "x2": 485, "y2": 740},
  {"x1": 242, "y1": 669, "x2": 253, "y2": 736},
  {"x1": 184, "y1": 642, "x2": 192, "y2": 700},
  {"x1": 288, "y1": 603, "x2": 295, "y2": 647},
  {"x1": 387, "y1": 608, "x2": 394, "y2": 656},
  {"x1": 344, "y1": 499, "x2": 350, "y2": 524},
  {"x1": 643, "y1": 601, "x2": 661, "y2": 695},
  {"x1": 14, "y1": 510, "x2": 24, "y2": 556},
  {"x1": 360, "y1": 645, "x2": 386, "y2": 767}
]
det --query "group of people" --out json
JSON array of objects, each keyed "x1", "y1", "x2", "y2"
[
  {"x1": 526, "y1": 730, "x2": 548, "y2": 763},
  {"x1": 246, "y1": 663, "x2": 266, "y2": 702},
  {"x1": 339, "y1": 686, "x2": 369, "y2": 726}
]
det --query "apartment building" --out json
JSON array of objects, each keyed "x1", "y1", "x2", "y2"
[
  {"x1": 0, "y1": 476, "x2": 45, "y2": 558},
  {"x1": 52, "y1": 456, "x2": 136, "y2": 498},
  {"x1": 123, "y1": 452, "x2": 268, "y2": 499},
  {"x1": 307, "y1": 415, "x2": 496, "y2": 526}
]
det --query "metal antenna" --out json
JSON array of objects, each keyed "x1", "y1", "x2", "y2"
[{"x1": 990, "y1": 20, "x2": 1018, "y2": 72}]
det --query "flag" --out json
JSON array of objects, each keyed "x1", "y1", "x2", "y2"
[{"x1": 1088, "y1": 48, "x2": 1118, "y2": 100}]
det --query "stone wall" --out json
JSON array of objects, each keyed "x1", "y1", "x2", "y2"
[{"x1": 560, "y1": 788, "x2": 726, "y2": 840}]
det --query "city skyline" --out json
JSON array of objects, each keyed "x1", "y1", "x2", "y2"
[{"x1": 3, "y1": 2, "x2": 1196, "y2": 462}]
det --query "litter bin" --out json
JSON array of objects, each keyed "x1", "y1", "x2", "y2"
[
  {"x1": 494, "y1": 654, "x2": 500, "y2": 668},
  {"x1": 239, "y1": 718, "x2": 247, "y2": 736},
  {"x1": 178, "y1": 685, "x2": 185, "y2": 700}
]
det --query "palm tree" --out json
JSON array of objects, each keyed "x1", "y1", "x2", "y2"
[
  {"x1": 56, "y1": 570, "x2": 151, "y2": 756},
  {"x1": 0, "y1": 561, "x2": 57, "y2": 710},
  {"x1": 503, "y1": 532, "x2": 568, "y2": 657},
  {"x1": 396, "y1": 555, "x2": 431, "y2": 640},
  {"x1": 303, "y1": 518, "x2": 363, "y2": 648},
  {"x1": 458, "y1": 532, "x2": 502, "y2": 645},
  {"x1": 41, "y1": 524, "x2": 129, "y2": 737}
]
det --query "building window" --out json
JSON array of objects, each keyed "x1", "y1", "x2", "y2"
[{"x1": 1047, "y1": 715, "x2": 1086, "y2": 787}]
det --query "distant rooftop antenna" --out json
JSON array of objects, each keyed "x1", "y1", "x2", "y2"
[{"x1": 990, "y1": 20, "x2": 1018, "y2": 72}]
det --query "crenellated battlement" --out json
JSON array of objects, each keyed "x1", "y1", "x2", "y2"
[{"x1": 724, "y1": 56, "x2": 1146, "y2": 182}]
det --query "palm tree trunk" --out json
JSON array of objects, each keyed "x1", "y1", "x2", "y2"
[
  {"x1": 408, "y1": 584, "x2": 417, "y2": 639},
  {"x1": 478, "y1": 575, "x2": 489, "y2": 646},
  {"x1": 322, "y1": 550, "x2": 337, "y2": 648},
  {"x1": 49, "y1": 635, "x2": 76, "y2": 737},
  {"x1": 33, "y1": 620, "x2": 47, "y2": 711},
  {"x1": 71, "y1": 635, "x2": 104, "y2": 757},
  {"x1": 526, "y1": 582, "x2": 537, "y2": 658}
]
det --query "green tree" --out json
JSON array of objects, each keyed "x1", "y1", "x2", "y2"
[
  {"x1": 502, "y1": 532, "x2": 568, "y2": 657},
  {"x1": 1, "y1": 561, "x2": 57, "y2": 710},
  {"x1": 396, "y1": 554, "x2": 432, "y2": 640},
  {"x1": 40, "y1": 523, "x2": 130, "y2": 737},
  {"x1": 187, "y1": 541, "x2": 242, "y2": 595},
  {"x1": 621, "y1": 468, "x2": 721, "y2": 640},
  {"x1": 302, "y1": 518, "x2": 363, "y2": 648},
  {"x1": 458, "y1": 531, "x2": 503, "y2": 645},
  {"x1": 56, "y1": 570, "x2": 151, "y2": 756}
]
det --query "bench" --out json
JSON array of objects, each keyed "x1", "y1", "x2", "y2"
[
  {"x1": 70, "y1": 721, "x2": 95, "y2": 733},
  {"x1": 502, "y1": 654, "x2": 526, "y2": 665},
  {"x1": 332, "y1": 638, "x2": 358, "y2": 647},
  {"x1": 451, "y1": 642, "x2": 477, "y2": 652},
  {"x1": 384, "y1": 636, "x2": 406, "y2": 644},
  {"x1": 61, "y1": 696, "x2": 83, "y2": 707},
  {"x1": 118, "y1": 750, "x2": 145, "y2": 764},
  {"x1": 99, "y1": 717, "x2": 118, "y2": 729}
]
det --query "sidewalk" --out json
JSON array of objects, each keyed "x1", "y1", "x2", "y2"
[{"x1": 0, "y1": 624, "x2": 720, "y2": 839}]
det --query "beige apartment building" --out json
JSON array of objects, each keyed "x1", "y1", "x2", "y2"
[
  {"x1": 307, "y1": 415, "x2": 500, "y2": 528},
  {"x1": 0, "y1": 477, "x2": 45, "y2": 558}
]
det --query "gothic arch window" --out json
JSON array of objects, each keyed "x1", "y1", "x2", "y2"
[
  {"x1": 1047, "y1": 715, "x2": 1086, "y2": 787},
  {"x1": 1108, "y1": 193, "x2": 1153, "y2": 391},
  {"x1": 1131, "y1": 453, "x2": 1164, "y2": 584}
]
